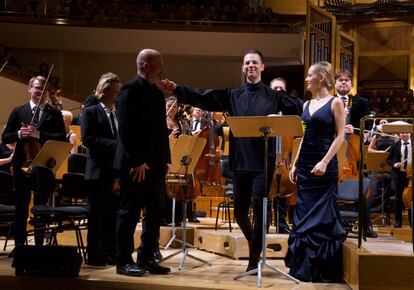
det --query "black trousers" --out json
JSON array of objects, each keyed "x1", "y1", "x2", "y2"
[
  {"x1": 116, "y1": 172, "x2": 166, "y2": 265},
  {"x1": 87, "y1": 179, "x2": 119, "y2": 262},
  {"x1": 390, "y1": 170, "x2": 409, "y2": 223},
  {"x1": 13, "y1": 168, "x2": 48, "y2": 246},
  {"x1": 233, "y1": 168, "x2": 274, "y2": 256}
]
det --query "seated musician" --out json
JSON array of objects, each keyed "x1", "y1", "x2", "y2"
[
  {"x1": 0, "y1": 142, "x2": 15, "y2": 173},
  {"x1": 1, "y1": 76, "x2": 66, "y2": 247},
  {"x1": 387, "y1": 132, "x2": 412, "y2": 228},
  {"x1": 61, "y1": 110, "x2": 78, "y2": 154},
  {"x1": 190, "y1": 107, "x2": 208, "y2": 135}
]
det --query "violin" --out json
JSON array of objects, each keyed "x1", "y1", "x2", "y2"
[{"x1": 22, "y1": 65, "x2": 54, "y2": 168}]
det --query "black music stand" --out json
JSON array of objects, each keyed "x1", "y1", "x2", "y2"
[
  {"x1": 227, "y1": 116, "x2": 303, "y2": 287},
  {"x1": 161, "y1": 135, "x2": 212, "y2": 271},
  {"x1": 366, "y1": 152, "x2": 391, "y2": 226}
]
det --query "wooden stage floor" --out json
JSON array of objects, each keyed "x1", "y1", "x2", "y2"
[
  {"x1": 0, "y1": 247, "x2": 350, "y2": 290},
  {"x1": 0, "y1": 219, "x2": 413, "y2": 290}
]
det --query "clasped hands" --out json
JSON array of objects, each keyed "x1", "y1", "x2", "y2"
[{"x1": 20, "y1": 123, "x2": 39, "y2": 139}]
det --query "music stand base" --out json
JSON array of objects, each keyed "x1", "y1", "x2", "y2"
[{"x1": 234, "y1": 261, "x2": 300, "y2": 287}]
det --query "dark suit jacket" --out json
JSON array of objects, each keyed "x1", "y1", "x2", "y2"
[
  {"x1": 113, "y1": 75, "x2": 171, "y2": 177},
  {"x1": 350, "y1": 95, "x2": 370, "y2": 130},
  {"x1": 82, "y1": 104, "x2": 117, "y2": 180},
  {"x1": 2, "y1": 102, "x2": 66, "y2": 168},
  {"x1": 387, "y1": 140, "x2": 409, "y2": 171},
  {"x1": 189, "y1": 118, "x2": 208, "y2": 133}
]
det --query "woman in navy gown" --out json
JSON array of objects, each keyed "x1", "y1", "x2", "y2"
[{"x1": 285, "y1": 61, "x2": 346, "y2": 282}]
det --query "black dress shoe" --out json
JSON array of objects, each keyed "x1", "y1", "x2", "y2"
[
  {"x1": 394, "y1": 221, "x2": 402, "y2": 228},
  {"x1": 154, "y1": 249, "x2": 163, "y2": 261},
  {"x1": 116, "y1": 264, "x2": 145, "y2": 277},
  {"x1": 364, "y1": 226, "x2": 378, "y2": 238},
  {"x1": 138, "y1": 259, "x2": 171, "y2": 274},
  {"x1": 188, "y1": 216, "x2": 200, "y2": 223}
]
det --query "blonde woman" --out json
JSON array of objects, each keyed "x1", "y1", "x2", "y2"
[
  {"x1": 286, "y1": 61, "x2": 346, "y2": 282},
  {"x1": 61, "y1": 110, "x2": 78, "y2": 154}
]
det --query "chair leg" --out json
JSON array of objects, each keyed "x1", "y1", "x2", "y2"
[
  {"x1": 3, "y1": 223, "x2": 13, "y2": 251},
  {"x1": 226, "y1": 202, "x2": 232, "y2": 232},
  {"x1": 75, "y1": 226, "x2": 87, "y2": 263},
  {"x1": 215, "y1": 202, "x2": 223, "y2": 230}
]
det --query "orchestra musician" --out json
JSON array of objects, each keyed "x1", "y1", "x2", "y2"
[
  {"x1": 387, "y1": 132, "x2": 412, "y2": 228},
  {"x1": 61, "y1": 110, "x2": 78, "y2": 154},
  {"x1": 82, "y1": 72, "x2": 122, "y2": 266},
  {"x1": 270, "y1": 77, "x2": 293, "y2": 234},
  {"x1": 157, "y1": 49, "x2": 302, "y2": 272},
  {"x1": 113, "y1": 49, "x2": 171, "y2": 276},
  {"x1": 334, "y1": 69, "x2": 377, "y2": 238},
  {"x1": 1, "y1": 75, "x2": 66, "y2": 247}
]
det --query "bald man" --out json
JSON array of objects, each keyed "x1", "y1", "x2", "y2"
[{"x1": 114, "y1": 49, "x2": 171, "y2": 276}]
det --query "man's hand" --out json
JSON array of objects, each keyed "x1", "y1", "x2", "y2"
[
  {"x1": 156, "y1": 79, "x2": 177, "y2": 93},
  {"x1": 394, "y1": 162, "x2": 403, "y2": 169},
  {"x1": 20, "y1": 124, "x2": 40, "y2": 139},
  {"x1": 130, "y1": 163, "x2": 149, "y2": 182}
]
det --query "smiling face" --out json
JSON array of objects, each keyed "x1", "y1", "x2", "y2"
[
  {"x1": 28, "y1": 79, "x2": 46, "y2": 105},
  {"x1": 242, "y1": 53, "x2": 264, "y2": 84},
  {"x1": 305, "y1": 65, "x2": 323, "y2": 93}
]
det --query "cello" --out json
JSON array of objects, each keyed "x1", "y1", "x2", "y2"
[{"x1": 340, "y1": 96, "x2": 360, "y2": 181}]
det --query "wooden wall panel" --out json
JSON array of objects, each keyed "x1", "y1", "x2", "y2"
[{"x1": 358, "y1": 25, "x2": 411, "y2": 52}]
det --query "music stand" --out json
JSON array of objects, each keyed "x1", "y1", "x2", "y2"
[
  {"x1": 161, "y1": 135, "x2": 212, "y2": 271},
  {"x1": 365, "y1": 152, "x2": 391, "y2": 226},
  {"x1": 27, "y1": 140, "x2": 74, "y2": 174},
  {"x1": 227, "y1": 116, "x2": 303, "y2": 287}
]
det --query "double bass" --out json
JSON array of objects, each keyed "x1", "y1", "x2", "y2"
[{"x1": 194, "y1": 112, "x2": 222, "y2": 186}]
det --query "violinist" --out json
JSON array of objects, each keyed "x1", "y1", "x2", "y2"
[
  {"x1": 0, "y1": 142, "x2": 14, "y2": 173},
  {"x1": 61, "y1": 110, "x2": 78, "y2": 154},
  {"x1": 387, "y1": 132, "x2": 412, "y2": 228},
  {"x1": 334, "y1": 70, "x2": 377, "y2": 238},
  {"x1": 2, "y1": 75, "x2": 66, "y2": 247}
]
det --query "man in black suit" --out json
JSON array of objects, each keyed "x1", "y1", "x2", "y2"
[
  {"x1": 387, "y1": 132, "x2": 412, "y2": 228},
  {"x1": 82, "y1": 72, "x2": 122, "y2": 266},
  {"x1": 2, "y1": 76, "x2": 66, "y2": 246},
  {"x1": 157, "y1": 49, "x2": 302, "y2": 272},
  {"x1": 113, "y1": 49, "x2": 171, "y2": 276},
  {"x1": 334, "y1": 69, "x2": 377, "y2": 238}
]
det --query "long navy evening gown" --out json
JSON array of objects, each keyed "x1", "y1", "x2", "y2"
[{"x1": 285, "y1": 97, "x2": 346, "y2": 282}]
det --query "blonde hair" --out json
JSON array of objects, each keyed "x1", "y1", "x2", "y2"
[
  {"x1": 29, "y1": 75, "x2": 46, "y2": 87},
  {"x1": 311, "y1": 61, "x2": 334, "y2": 90},
  {"x1": 61, "y1": 110, "x2": 73, "y2": 132},
  {"x1": 95, "y1": 72, "x2": 120, "y2": 100}
]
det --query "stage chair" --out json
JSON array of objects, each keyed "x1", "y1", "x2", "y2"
[
  {"x1": 29, "y1": 165, "x2": 88, "y2": 262},
  {"x1": 0, "y1": 171, "x2": 16, "y2": 251},
  {"x1": 338, "y1": 178, "x2": 372, "y2": 239},
  {"x1": 215, "y1": 156, "x2": 234, "y2": 231}
]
